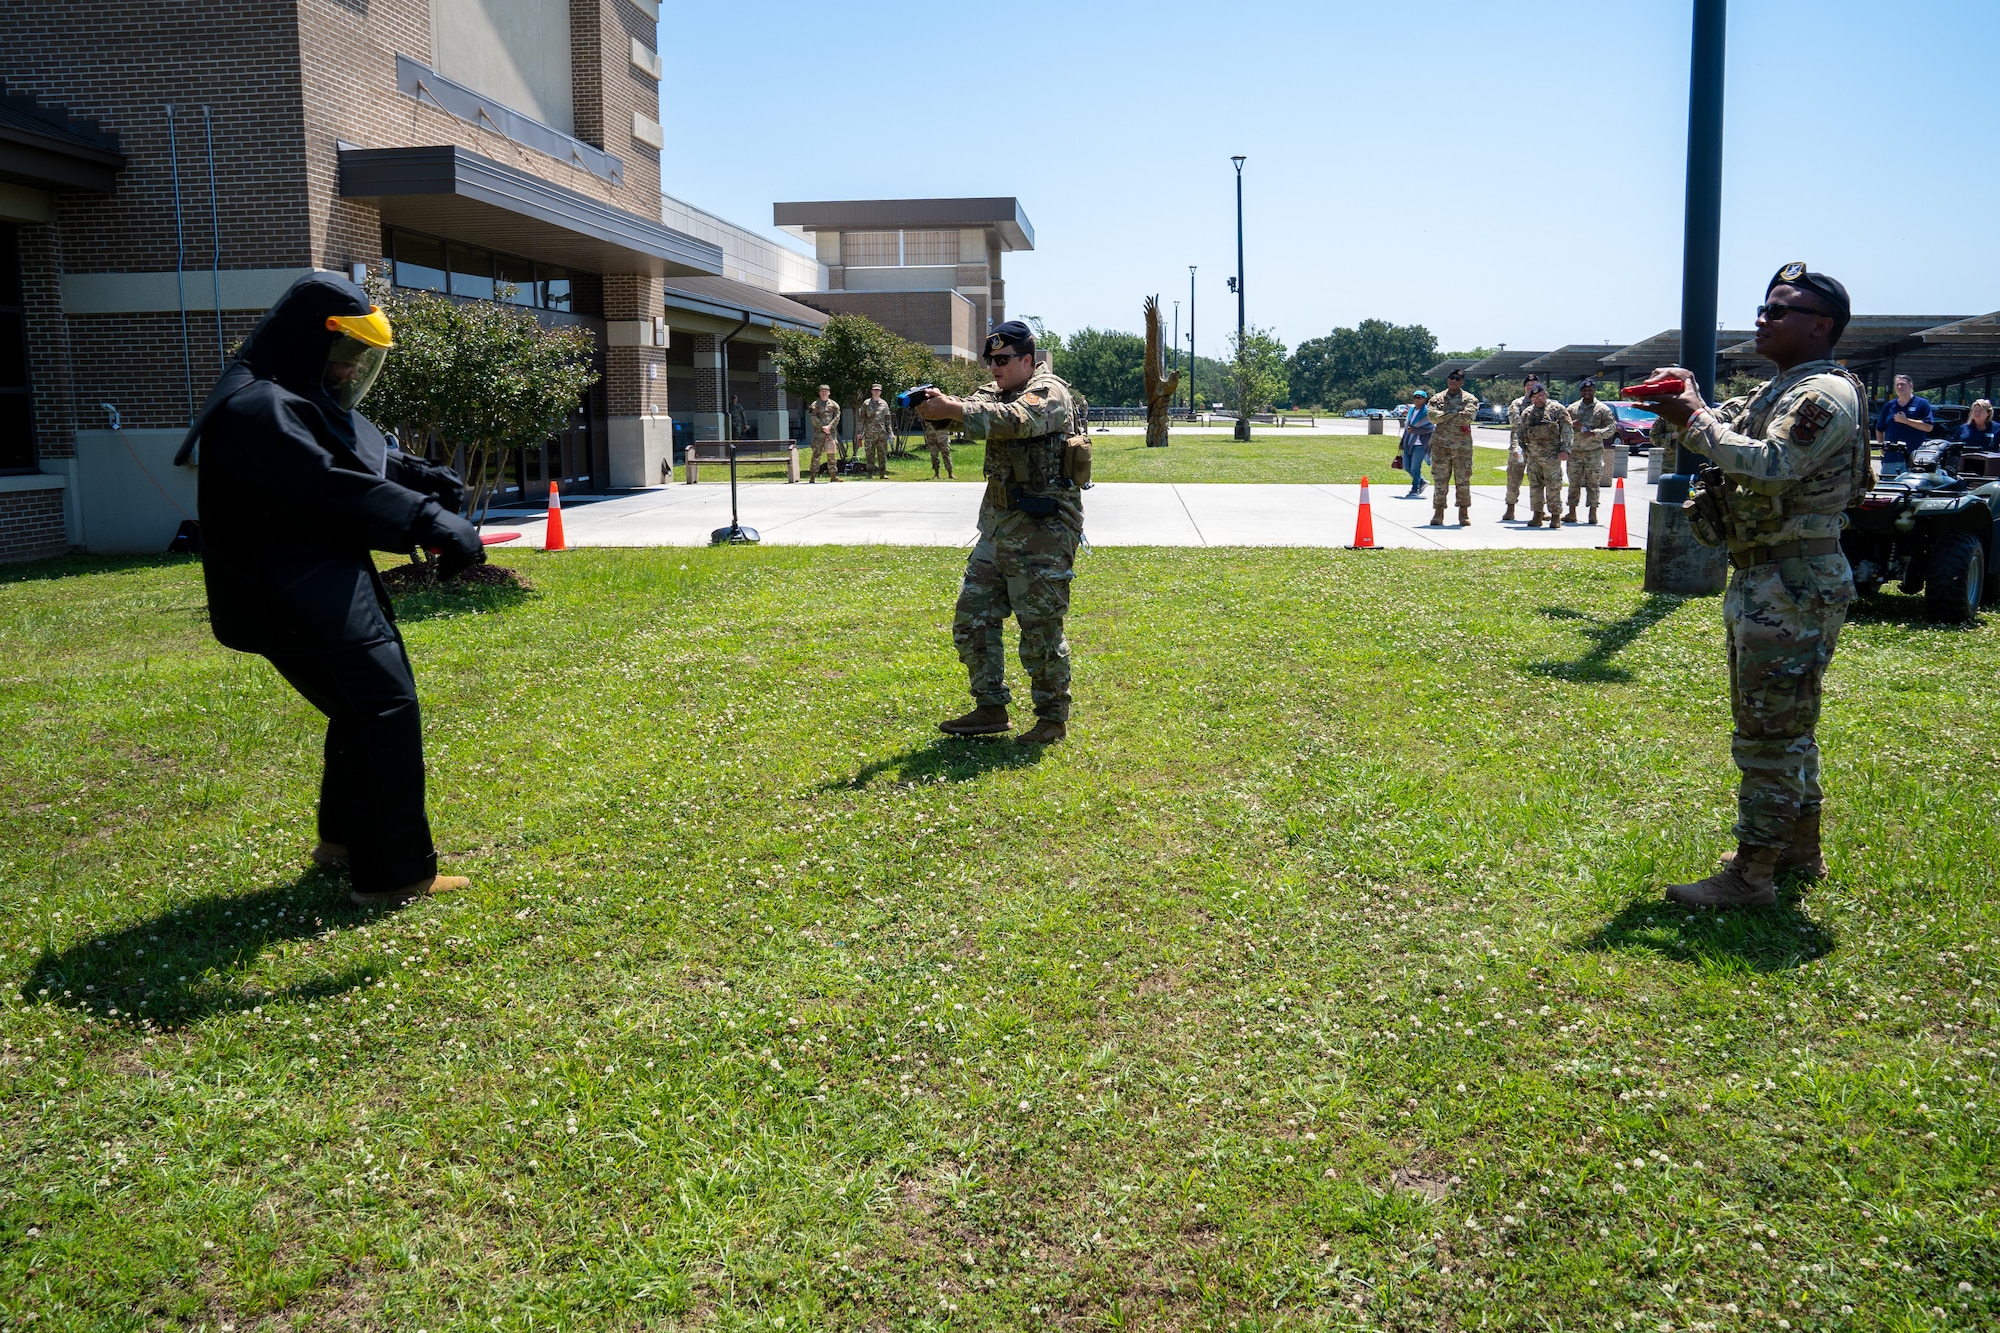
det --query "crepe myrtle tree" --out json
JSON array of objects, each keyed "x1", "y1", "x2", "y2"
[
  {"x1": 773, "y1": 313, "x2": 989, "y2": 433},
  {"x1": 363, "y1": 275, "x2": 600, "y2": 522},
  {"x1": 1227, "y1": 325, "x2": 1289, "y2": 417}
]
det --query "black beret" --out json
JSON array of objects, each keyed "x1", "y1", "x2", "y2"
[
  {"x1": 1577, "y1": 375, "x2": 1598, "y2": 388},
  {"x1": 1446, "y1": 368, "x2": 1464, "y2": 379},
  {"x1": 1768, "y1": 262, "x2": 1852, "y2": 337},
  {"x1": 984, "y1": 321, "x2": 1035, "y2": 357}
]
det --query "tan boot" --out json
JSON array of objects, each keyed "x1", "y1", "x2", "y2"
[
  {"x1": 1504, "y1": 505, "x2": 1517, "y2": 521},
  {"x1": 939, "y1": 703, "x2": 1010, "y2": 736},
  {"x1": 1721, "y1": 812, "x2": 1827, "y2": 880},
  {"x1": 1588, "y1": 506, "x2": 1600, "y2": 525},
  {"x1": 311, "y1": 842, "x2": 349, "y2": 869},
  {"x1": 1459, "y1": 509, "x2": 1472, "y2": 527},
  {"x1": 352, "y1": 874, "x2": 470, "y2": 908},
  {"x1": 1526, "y1": 514, "x2": 1545, "y2": 528},
  {"x1": 1015, "y1": 718, "x2": 1066, "y2": 746},
  {"x1": 1666, "y1": 844, "x2": 1779, "y2": 909},
  {"x1": 1430, "y1": 506, "x2": 1447, "y2": 527},
  {"x1": 1564, "y1": 503, "x2": 1578, "y2": 524},
  {"x1": 1549, "y1": 512, "x2": 1563, "y2": 530}
]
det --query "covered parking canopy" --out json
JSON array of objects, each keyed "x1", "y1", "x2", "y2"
[{"x1": 1721, "y1": 313, "x2": 2000, "y2": 403}]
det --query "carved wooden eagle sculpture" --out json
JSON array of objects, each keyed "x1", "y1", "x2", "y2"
[{"x1": 1143, "y1": 295, "x2": 1181, "y2": 449}]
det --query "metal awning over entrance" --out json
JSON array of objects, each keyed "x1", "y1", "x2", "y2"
[
  {"x1": 662, "y1": 274, "x2": 828, "y2": 336},
  {"x1": 339, "y1": 145, "x2": 722, "y2": 279}
]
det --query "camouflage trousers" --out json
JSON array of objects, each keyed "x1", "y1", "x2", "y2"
[
  {"x1": 928, "y1": 439, "x2": 954, "y2": 477},
  {"x1": 1525, "y1": 450, "x2": 1566, "y2": 519},
  {"x1": 1564, "y1": 445, "x2": 1603, "y2": 511},
  {"x1": 952, "y1": 521, "x2": 1079, "y2": 721},
  {"x1": 1428, "y1": 442, "x2": 1474, "y2": 512},
  {"x1": 1506, "y1": 445, "x2": 1526, "y2": 505},
  {"x1": 1725, "y1": 553, "x2": 1855, "y2": 847},
  {"x1": 810, "y1": 436, "x2": 839, "y2": 479},
  {"x1": 863, "y1": 435, "x2": 889, "y2": 474}
]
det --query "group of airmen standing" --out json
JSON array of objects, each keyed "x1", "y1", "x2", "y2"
[
  {"x1": 803, "y1": 384, "x2": 958, "y2": 483},
  {"x1": 1418, "y1": 368, "x2": 1622, "y2": 529}
]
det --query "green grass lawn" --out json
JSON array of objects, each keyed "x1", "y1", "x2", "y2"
[
  {"x1": 3, "y1": 548, "x2": 1996, "y2": 1330},
  {"x1": 719, "y1": 433, "x2": 1527, "y2": 487}
]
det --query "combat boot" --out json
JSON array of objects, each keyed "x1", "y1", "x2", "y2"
[
  {"x1": 1564, "y1": 503, "x2": 1578, "y2": 524},
  {"x1": 1504, "y1": 504, "x2": 1517, "y2": 521},
  {"x1": 1665, "y1": 844, "x2": 1779, "y2": 909},
  {"x1": 352, "y1": 874, "x2": 470, "y2": 908},
  {"x1": 939, "y1": 704, "x2": 1010, "y2": 737},
  {"x1": 311, "y1": 841, "x2": 349, "y2": 869},
  {"x1": 1548, "y1": 512, "x2": 1563, "y2": 530},
  {"x1": 1459, "y1": 508, "x2": 1471, "y2": 527},
  {"x1": 1588, "y1": 506, "x2": 1600, "y2": 525},
  {"x1": 1526, "y1": 514, "x2": 1545, "y2": 528},
  {"x1": 1015, "y1": 718, "x2": 1066, "y2": 746},
  {"x1": 1720, "y1": 812, "x2": 1827, "y2": 880},
  {"x1": 1430, "y1": 506, "x2": 1447, "y2": 527}
]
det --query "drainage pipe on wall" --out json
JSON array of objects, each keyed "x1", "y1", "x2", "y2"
[
  {"x1": 165, "y1": 106, "x2": 192, "y2": 419},
  {"x1": 717, "y1": 314, "x2": 750, "y2": 440},
  {"x1": 203, "y1": 106, "x2": 223, "y2": 370}
]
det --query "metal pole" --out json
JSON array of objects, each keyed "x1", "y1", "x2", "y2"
[
  {"x1": 203, "y1": 106, "x2": 223, "y2": 371},
  {"x1": 1188, "y1": 265, "x2": 1196, "y2": 416},
  {"x1": 1232, "y1": 155, "x2": 1248, "y2": 441},
  {"x1": 166, "y1": 106, "x2": 193, "y2": 420},
  {"x1": 1665, "y1": 0, "x2": 1726, "y2": 504}
]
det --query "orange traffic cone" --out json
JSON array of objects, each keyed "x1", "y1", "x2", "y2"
[
  {"x1": 543, "y1": 480, "x2": 567, "y2": 552},
  {"x1": 1600, "y1": 477, "x2": 1637, "y2": 551},
  {"x1": 1347, "y1": 476, "x2": 1378, "y2": 550}
]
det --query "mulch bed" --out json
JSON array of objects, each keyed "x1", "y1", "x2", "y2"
[{"x1": 381, "y1": 562, "x2": 534, "y2": 593}]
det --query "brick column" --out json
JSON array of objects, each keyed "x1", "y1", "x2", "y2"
[
  {"x1": 688, "y1": 332, "x2": 723, "y2": 442},
  {"x1": 757, "y1": 354, "x2": 786, "y2": 442},
  {"x1": 601, "y1": 272, "x2": 669, "y2": 488},
  {"x1": 16, "y1": 220, "x2": 83, "y2": 549}
]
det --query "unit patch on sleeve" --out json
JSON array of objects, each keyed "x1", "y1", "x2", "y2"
[{"x1": 1790, "y1": 396, "x2": 1834, "y2": 444}]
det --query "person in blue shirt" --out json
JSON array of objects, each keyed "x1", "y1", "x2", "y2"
[
  {"x1": 1954, "y1": 399, "x2": 1997, "y2": 452},
  {"x1": 1399, "y1": 389, "x2": 1433, "y2": 497},
  {"x1": 1872, "y1": 373, "x2": 1934, "y2": 477}
]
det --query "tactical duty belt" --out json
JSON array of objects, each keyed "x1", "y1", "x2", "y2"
[{"x1": 1728, "y1": 537, "x2": 1843, "y2": 569}]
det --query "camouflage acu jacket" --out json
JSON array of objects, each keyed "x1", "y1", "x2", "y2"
[
  {"x1": 1680, "y1": 359, "x2": 1870, "y2": 551},
  {"x1": 1568, "y1": 397, "x2": 1618, "y2": 446},
  {"x1": 958, "y1": 365, "x2": 1082, "y2": 536},
  {"x1": 857, "y1": 397, "x2": 893, "y2": 440},
  {"x1": 1428, "y1": 389, "x2": 1479, "y2": 447},
  {"x1": 1517, "y1": 401, "x2": 1574, "y2": 452},
  {"x1": 807, "y1": 398, "x2": 842, "y2": 440}
]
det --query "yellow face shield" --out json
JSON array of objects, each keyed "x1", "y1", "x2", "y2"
[
  {"x1": 325, "y1": 306, "x2": 394, "y2": 349},
  {"x1": 323, "y1": 335, "x2": 388, "y2": 411}
]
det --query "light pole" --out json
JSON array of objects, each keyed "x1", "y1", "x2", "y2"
[
  {"x1": 1231, "y1": 154, "x2": 1249, "y2": 441},
  {"x1": 1188, "y1": 265, "x2": 1196, "y2": 416}
]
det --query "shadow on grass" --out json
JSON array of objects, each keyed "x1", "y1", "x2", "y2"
[
  {"x1": 827, "y1": 735, "x2": 1046, "y2": 789},
  {"x1": 1575, "y1": 892, "x2": 1835, "y2": 974},
  {"x1": 1525, "y1": 593, "x2": 1687, "y2": 682},
  {"x1": 382, "y1": 564, "x2": 536, "y2": 622},
  {"x1": 23, "y1": 872, "x2": 385, "y2": 1029},
  {"x1": 0, "y1": 552, "x2": 199, "y2": 585},
  {"x1": 1844, "y1": 591, "x2": 1985, "y2": 631}
]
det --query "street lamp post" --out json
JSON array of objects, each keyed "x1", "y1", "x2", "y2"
[
  {"x1": 1188, "y1": 265, "x2": 1196, "y2": 416},
  {"x1": 1231, "y1": 155, "x2": 1248, "y2": 441}
]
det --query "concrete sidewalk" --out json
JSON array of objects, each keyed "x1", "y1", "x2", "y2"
[{"x1": 482, "y1": 480, "x2": 1652, "y2": 550}]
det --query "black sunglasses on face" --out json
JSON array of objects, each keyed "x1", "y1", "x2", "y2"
[
  {"x1": 1758, "y1": 301, "x2": 1832, "y2": 323},
  {"x1": 985, "y1": 351, "x2": 1025, "y2": 367}
]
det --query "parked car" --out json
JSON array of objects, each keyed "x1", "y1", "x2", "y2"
[
  {"x1": 1612, "y1": 403, "x2": 1658, "y2": 452},
  {"x1": 1474, "y1": 401, "x2": 1510, "y2": 424},
  {"x1": 1364, "y1": 408, "x2": 1392, "y2": 419},
  {"x1": 1391, "y1": 404, "x2": 1411, "y2": 420},
  {"x1": 1344, "y1": 409, "x2": 1369, "y2": 418}
]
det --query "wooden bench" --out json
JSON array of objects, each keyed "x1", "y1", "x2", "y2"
[
  {"x1": 684, "y1": 441, "x2": 798, "y2": 485},
  {"x1": 1279, "y1": 412, "x2": 1317, "y2": 427}
]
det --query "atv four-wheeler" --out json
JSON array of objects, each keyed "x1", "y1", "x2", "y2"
[{"x1": 1841, "y1": 442, "x2": 2000, "y2": 622}]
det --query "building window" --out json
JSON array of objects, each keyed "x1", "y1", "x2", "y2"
[
  {"x1": 0, "y1": 224, "x2": 34, "y2": 473},
  {"x1": 902, "y1": 230, "x2": 959, "y2": 265},
  {"x1": 389, "y1": 230, "x2": 581, "y2": 312},
  {"x1": 841, "y1": 231, "x2": 899, "y2": 267}
]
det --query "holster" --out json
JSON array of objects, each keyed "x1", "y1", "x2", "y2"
[
  {"x1": 1683, "y1": 462, "x2": 1732, "y2": 548},
  {"x1": 1009, "y1": 486, "x2": 1059, "y2": 518}
]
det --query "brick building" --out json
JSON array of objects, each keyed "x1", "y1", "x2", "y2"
[
  {"x1": 772, "y1": 198, "x2": 1034, "y2": 360},
  {"x1": 1, "y1": 0, "x2": 823, "y2": 558}
]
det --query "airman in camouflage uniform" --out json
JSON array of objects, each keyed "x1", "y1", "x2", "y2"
[
  {"x1": 857, "y1": 384, "x2": 894, "y2": 479},
  {"x1": 1504, "y1": 374, "x2": 1540, "y2": 520},
  {"x1": 916, "y1": 322, "x2": 1084, "y2": 746},
  {"x1": 1427, "y1": 370, "x2": 1478, "y2": 526},
  {"x1": 924, "y1": 421, "x2": 955, "y2": 478},
  {"x1": 1517, "y1": 386, "x2": 1573, "y2": 528},
  {"x1": 1565, "y1": 378, "x2": 1619, "y2": 523},
  {"x1": 1656, "y1": 263, "x2": 1870, "y2": 908},
  {"x1": 806, "y1": 386, "x2": 842, "y2": 483}
]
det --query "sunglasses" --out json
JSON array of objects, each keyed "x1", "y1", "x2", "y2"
[
  {"x1": 1758, "y1": 301, "x2": 1832, "y2": 323},
  {"x1": 984, "y1": 351, "x2": 1026, "y2": 367}
]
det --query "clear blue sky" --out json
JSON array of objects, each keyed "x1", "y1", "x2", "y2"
[{"x1": 661, "y1": 0, "x2": 2000, "y2": 360}]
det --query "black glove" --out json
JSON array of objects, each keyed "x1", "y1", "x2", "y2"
[
  {"x1": 417, "y1": 502, "x2": 485, "y2": 580},
  {"x1": 387, "y1": 452, "x2": 468, "y2": 514}
]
